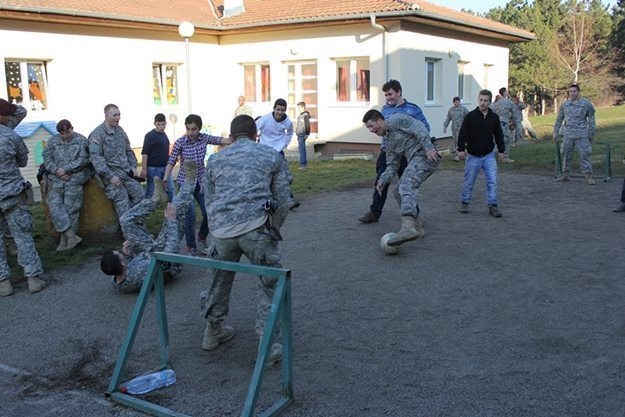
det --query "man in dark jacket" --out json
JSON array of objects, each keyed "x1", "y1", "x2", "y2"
[{"x1": 457, "y1": 89, "x2": 505, "y2": 217}]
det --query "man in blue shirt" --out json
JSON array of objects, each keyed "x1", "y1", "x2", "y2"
[{"x1": 359, "y1": 79, "x2": 430, "y2": 224}]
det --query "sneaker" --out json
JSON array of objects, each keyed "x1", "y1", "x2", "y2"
[
  {"x1": 613, "y1": 202, "x2": 625, "y2": 213},
  {"x1": 196, "y1": 238, "x2": 208, "y2": 255},
  {"x1": 488, "y1": 205, "x2": 502, "y2": 218},
  {"x1": 202, "y1": 323, "x2": 235, "y2": 351},
  {"x1": 288, "y1": 200, "x2": 300, "y2": 210},
  {"x1": 183, "y1": 245, "x2": 198, "y2": 257},
  {"x1": 503, "y1": 157, "x2": 515, "y2": 163},
  {"x1": 27, "y1": 276, "x2": 46, "y2": 294},
  {"x1": 460, "y1": 203, "x2": 469, "y2": 214},
  {"x1": 0, "y1": 279, "x2": 14, "y2": 297},
  {"x1": 358, "y1": 211, "x2": 380, "y2": 224}
]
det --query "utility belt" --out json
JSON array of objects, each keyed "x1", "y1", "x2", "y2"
[{"x1": 0, "y1": 182, "x2": 34, "y2": 213}]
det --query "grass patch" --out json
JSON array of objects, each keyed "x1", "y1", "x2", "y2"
[{"x1": 7, "y1": 105, "x2": 624, "y2": 278}]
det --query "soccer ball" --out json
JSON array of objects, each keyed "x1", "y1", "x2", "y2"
[{"x1": 380, "y1": 233, "x2": 400, "y2": 255}]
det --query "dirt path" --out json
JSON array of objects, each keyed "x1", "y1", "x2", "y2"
[{"x1": 1, "y1": 169, "x2": 624, "y2": 417}]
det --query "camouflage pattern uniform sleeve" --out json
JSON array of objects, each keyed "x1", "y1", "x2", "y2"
[
  {"x1": 553, "y1": 106, "x2": 565, "y2": 136},
  {"x1": 42, "y1": 136, "x2": 59, "y2": 173},
  {"x1": 114, "y1": 253, "x2": 150, "y2": 294},
  {"x1": 270, "y1": 157, "x2": 291, "y2": 229},
  {"x1": 4, "y1": 105, "x2": 27, "y2": 130},
  {"x1": 380, "y1": 147, "x2": 400, "y2": 186},
  {"x1": 161, "y1": 218, "x2": 179, "y2": 254},
  {"x1": 443, "y1": 108, "x2": 452, "y2": 130},
  {"x1": 586, "y1": 99, "x2": 596, "y2": 137},
  {"x1": 14, "y1": 134, "x2": 29, "y2": 168},
  {"x1": 67, "y1": 134, "x2": 90, "y2": 173},
  {"x1": 89, "y1": 126, "x2": 113, "y2": 180}
]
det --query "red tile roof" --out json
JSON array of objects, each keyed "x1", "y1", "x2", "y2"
[{"x1": 0, "y1": 0, "x2": 533, "y2": 41}]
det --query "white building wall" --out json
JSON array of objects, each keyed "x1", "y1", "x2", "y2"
[{"x1": 0, "y1": 19, "x2": 513, "y2": 149}]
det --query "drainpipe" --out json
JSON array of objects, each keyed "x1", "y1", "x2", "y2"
[{"x1": 370, "y1": 15, "x2": 388, "y2": 81}]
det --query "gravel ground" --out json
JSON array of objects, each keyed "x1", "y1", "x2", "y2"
[{"x1": 1, "y1": 168, "x2": 624, "y2": 417}]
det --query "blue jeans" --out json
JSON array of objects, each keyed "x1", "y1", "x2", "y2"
[
  {"x1": 297, "y1": 134, "x2": 308, "y2": 166},
  {"x1": 183, "y1": 183, "x2": 208, "y2": 248},
  {"x1": 144, "y1": 166, "x2": 174, "y2": 202},
  {"x1": 461, "y1": 151, "x2": 498, "y2": 206}
]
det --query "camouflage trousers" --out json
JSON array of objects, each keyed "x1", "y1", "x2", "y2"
[
  {"x1": 502, "y1": 126, "x2": 515, "y2": 158},
  {"x1": 394, "y1": 155, "x2": 438, "y2": 218},
  {"x1": 46, "y1": 180, "x2": 84, "y2": 233},
  {"x1": 104, "y1": 177, "x2": 144, "y2": 220},
  {"x1": 201, "y1": 227, "x2": 281, "y2": 336},
  {"x1": 561, "y1": 136, "x2": 593, "y2": 174},
  {"x1": 120, "y1": 180, "x2": 194, "y2": 255},
  {"x1": 0, "y1": 196, "x2": 43, "y2": 280},
  {"x1": 450, "y1": 128, "x2": 461, "y2": 154}
]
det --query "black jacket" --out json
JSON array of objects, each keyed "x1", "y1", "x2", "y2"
[{"x1": 457, "y1": 107, "x2": 505, "y2": 157}]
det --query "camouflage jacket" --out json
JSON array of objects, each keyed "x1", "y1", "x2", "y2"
[
  {"x1": 443, "y1": 105, "x2": 469, "y2": 132},
  {"x1": 379, "y1": 113, "x2": 435, "y2": 185},
  {"x1": 0, "y1": 105, "x2": 29, "y2": 201},
  {"x1": 553, "y1": 98, "x2": 596, "y2": 139},
  {"x1": 88, "y1": 123, "x2": 137, "y2": 182},
  {"x1": 43, "y1": 132, "x2": 93, "y2": 185},
  {"x1": 204, "y1": 136, "x2": 291, "y2": 234}
]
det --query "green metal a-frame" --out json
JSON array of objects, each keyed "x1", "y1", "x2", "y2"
[{"x1": 106, "y1": 252, "x2": 294, "y2": 417}]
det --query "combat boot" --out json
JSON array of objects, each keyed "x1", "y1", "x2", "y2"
[
  {"x1": 585, "y1": 173, "x2": 596, "y2": 185},
  {"x1": 414, "y1": 216, "x2": 426, "y2": 238},
  {"x1": 387, "y1": 215, "x2": 420, "y2": 247},
  {"x1": 56, "y1": 233, "x2": 68, "y2": 252},
  {"x1": 151, "y1": 178, "x2": 168, "y2": 204},
  {"x1": 0, "y1": 279, "x2": 14, "y2": 297},
  {"x1": 555, "y1": 172, "x2": 570, "y2": 182},
  {"x1": 258, "y1": 341, "x2": 283, "y2": 366},
  {"x1": 183, "y1": 160, "x2": 197, "y2": 185},
  {"x1": 202, "y1": 322, "x2": 235, "y2": 351},
  {"x1": 27, "y1": 276, "x2": 46, "y2": 294},
  {"x1": 62, "y1": 229, "x2": 82, "y2": 251}
]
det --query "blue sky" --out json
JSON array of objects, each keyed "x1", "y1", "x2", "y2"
[{"x1": 429, "y1": 0, "x2": 617, "y2": 15}]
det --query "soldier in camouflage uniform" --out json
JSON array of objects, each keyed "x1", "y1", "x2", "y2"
[
  {"x1": 99, "y1": 161, "x2": 196, "y2": 294},
  {"x1": 443, "y1": 96, "x2": 469, "y2": 161},
  {"x1": 43, "y1": 119, "x2": 93, "y2": 251},
  {"x1": 88, "y1": 104, "x2": 143, "y2": 220},
  {"x1": 553, "y1": 84, "x2": 596, "y2": 185},
  {"x1": 490, "y1": 87, "x2": 522, "y2": 163},
  {"x1": 0, "y1": 99, "x2": 46, "y2": 296},
  {"x1": 200, "y1": 115, "x2": 290, "y2": 365},
  {"x1": 363, "y1": 109, "x2": 440, "y2": 247}
]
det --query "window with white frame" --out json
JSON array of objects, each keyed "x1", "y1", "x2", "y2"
[
  {"x1": 152, "y1": 64, "x2": 179, "y2": 106},
  {"x1": 335, "y1": 57, "x2": 370, "y2": 102},
  {"x1": 5, "y1": 60, "x2": 49, "y2": 111},
  {"x1": 457, "y1": 61, "x2": 469, "y2": 101},
  {"x1": 483, "y1": 64, "x2": 493, "y2": 91},
  {"x1": 243, "y1": 63, "x2": 270, "y2": 102},
  {"x1": 425, "y1": 58, "x2": 441, "y2": 103}
]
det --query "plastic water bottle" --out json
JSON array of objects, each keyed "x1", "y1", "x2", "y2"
[{"x1": 119, "y1": 369, "x2": 176, "y2": 394}]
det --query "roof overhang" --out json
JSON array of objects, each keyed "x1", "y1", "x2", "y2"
[{"x1": 0, "y1": 6, "x2": 534, "y2": 43}]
